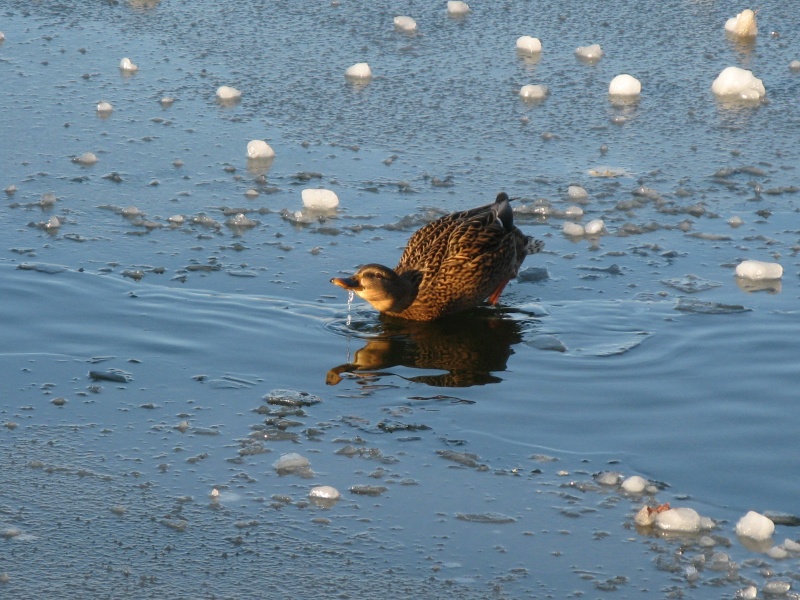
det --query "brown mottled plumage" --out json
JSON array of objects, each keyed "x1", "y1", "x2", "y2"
[{"x1": 331, "y1": 192, "x2": 544, "y2": 321}]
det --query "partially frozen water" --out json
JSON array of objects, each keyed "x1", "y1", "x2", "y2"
[{"x1": 2, "y1": 1, "x2": 800, "y2": 598}]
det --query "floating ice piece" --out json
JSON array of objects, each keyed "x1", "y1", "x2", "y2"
[
  {"x1": 768, "y1": 545, "x2": 789, "y2": 559},
  {"x1": 655, "y1": 507, "x2": 710, "y2": 533},
  {"x1": 246, "y1": 140, "x2": 275, "y2": 159},
  {"x1": 226, "y1": 213, "x2": 257, "y2": 228},
  {"x1": 516, "y1": 36, "x2": 542, "y2": 55},
  {"x1": 735, "y1": 260, "x2": 782, "y2": 280},
  {"x1": 45, "y1": 216, "x2": 61, "y2": 230},
  {"x1": 791, "y1": 60, "x2": 800, "y2": 72},
  {"x1": 519, "y1": 84, "x2": 548, "y2": 101},
  {"x1": 575, "y1": 43, "x2": 603, "y2": 63},
  {"x1": 39, "y1": 193, "x2": 57, "y2": 207},
  {"x1": 394, "y1": 16, "x2": 417, "y2": 31},
  {"x1": 216, "y1": 85, "x2": 242, "y2": 101},
  {"x1": 585, "y1": 219, "x2": 605, "y2": 235},
  {"x1": 119, "y1": 57, "x2": 138, "y2": 72},
  {"x1": 0, "y1": 32, "x2": 5, "y2": 42},
  {"x1": 725, "y1": 9, "x2": 757, "y2": 37},
  {"x1": 763, "y1": 581, "x2": 792, "y2": 595},
  {"x1": 728, "y1": 215, "x2": 743, "y2": 227},
  {"x1": 594, "y1": 471, "x2": 622, "y2": 486},
  {"x1": 564, "y1": 205, "x2": 583, "y2": 218},
  {"x1": 609, "y1": 74, "x2": 641, "y2": 96},
  {"x1": 785, "y1": 538, "x2": 800, "y2": 552},
  {"x1": 447, "y1": 1, "x2": 470, "y2": 15},
  {"x1": 302, "y1": 188, "x2": 339, "y2": 210},
  {"x1": 96, "y1": 101, "x2": 113, "y2": 113},
  {"x1": 735, "y1": 586, "x2": 757, "y2": 600},
  {"x1": 309, "y1": 486, "x2": 341, "y2": 500},
  {"x1": 273, "y1": 453, "x2": 310, "y2": 472},
  {"x1": 621, "y1": 475, "x2": 647, "y2": 494},
  {"x1": 567, "y1": 185, "x2": 588, "y2": 200},
  {"x1": 711, "y1": 67, "x2": 765, "y2": 101},
  {"x1": 562, "y1": 222, "x2": 584, "y2": 237},
  {"x1": 345, "y1": 62, "x2": 371, "y2": 80},
  {"x1": 160, "y1": 97, "x2": 175, "y2": 107},
  {"x1": 72, "y1": 152, "x2": 98, "y2": 166},
  {"x1": 735, "y1": 510, "x2": 774, "y2": 541}
]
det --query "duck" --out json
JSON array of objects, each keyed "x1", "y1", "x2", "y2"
[{"x1": 331, "y1": 192, "x2": 544, "y2": 321}]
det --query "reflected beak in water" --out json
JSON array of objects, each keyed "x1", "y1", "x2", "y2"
[{"x1": 330, "y1": 277, "x2": 361, "y2": 291}]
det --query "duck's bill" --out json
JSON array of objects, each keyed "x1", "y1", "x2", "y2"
[{"x1": 330, "y1": 277, "x2": 362, "y2": 291}]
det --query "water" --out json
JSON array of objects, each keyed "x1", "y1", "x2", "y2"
[{"x1": 2, "y1": 1, "x2": 800, "y2": 597}]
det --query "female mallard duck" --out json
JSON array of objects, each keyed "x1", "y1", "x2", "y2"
[{"x1": 331, "y1": 192, "x2": 544, "y2": 321}]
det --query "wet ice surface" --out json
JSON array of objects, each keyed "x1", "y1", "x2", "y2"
[{"x1": 3, "y1": 1, "x2": 800, "y2": 598}]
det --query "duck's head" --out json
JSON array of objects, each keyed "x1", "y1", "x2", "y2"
[{"x1": 331, "y1": 264, "x2": 415, "y2": 314}]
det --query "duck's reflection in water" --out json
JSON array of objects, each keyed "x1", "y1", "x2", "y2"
[{"x1": 327, "y1": 309, "x2": 528, "y2": 387}]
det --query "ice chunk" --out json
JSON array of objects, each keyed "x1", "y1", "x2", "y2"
[
  {"x1": 575, "y1": 44, "x2": 603, "y2": 63},
  {"x1": 620, "y1": 475, "x2": 647, "y2": 494},
  {"x1": 735, "y1": 260, "x2": 782, "y2": 280},
  {"x1": 735, "y1": 586, "x2": 757, "y2": 600},
  {"x1": 447, "y1": 1, "x2": 470, "y2": 15},
  {"x1": 246, "y1": 140, "x2": 275, "y2": 159},
  {"x1": 216, "y1": 85, "x2": 242, "y2": 101},
  {"x1": 516, "y1": 36, "x2": 542, "y2": 55},
  {"x1": 585, "y1": 219, "x2": 605, "y2": 235},
  {"x1": 302, "y1": 188, "x2": 339, "y2": 210},
  {"x1": 345, "y1": 62, "x2": 371, "y2": 80},
  {"x1": 712, "y1": 67, "x2": 765, "y2": 101},
  {"x1": 567, "y1": 185, "x2": 588, "y2": 200},
  {"x1": 393, "y1": 16, "x2": 417, "y2": 31},
  {"x1": 563, "y1": 222, "x2": 585, "y2": 237},
  {"x1": 72, "y1": 152, "x2": 98, "y2": 166},
  {"x1": 564, "y1": 205, "x2": 583, "y2": 218},
  {"x1": 791, "y1": 60, "x2": 800, "y2": 72},
  {"x1": 119, "y1": 57, "x2": 138, "y2": 72},
  {"x1": 594, "y1": 471, "x2": 622, "y2": 486},
  {"x1": 273, "y1": 453, "x2": 310, "y2": 472},
  {"x1": 309, "y1": 485, "x2": 341, "y2": 500},
  {"x1": 728, "y1": 215, "x2": 743, "y2": 227},
  {"x1": 96, "y1": 101, "x2": 113, "y2": 114},
  {"x1": 655, "y1": 507, "x2": 703, "y2": 533},
  {"x1": 763, "y1": 581, "x2": 791, "y2": 595},
  {"x1": 735, "y1": 510, "x2": 774, "y2": 541},
  {"x1": 519, "y1": 84, "x2": 548, "y2": 101},
  {"x1": 609, "y1": 74, "x2": 641, "y2": 96},
  {"x1": 724, "y1": 9, "x2": 757, "y2": 37},
  {"x1": 784, "y1": 538, "x2": 800, "y2": 552}
]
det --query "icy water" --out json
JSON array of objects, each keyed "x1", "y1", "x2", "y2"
[{"x1": 2, "y1": 1, "x2": 800, "y2": 598}]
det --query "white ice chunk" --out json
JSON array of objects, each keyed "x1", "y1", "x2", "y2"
[
  {"x1": 725, "y1": 9, "x2": 757, "y2": 37},
  {"x1": 273, "y1": 453, "x2": 310, "y2": 471},
  {"x1": 735, "y1": 260, "x2": 783, "y2": 280},
  {"x1": 621, "y1": 475, "x2": 647, "y2": 494},
  {"x1": 72, "y1": 152, "x2": 98, "y2": 165},
  {"x1": 728, "y1": 215, "x2": 743, "y2": 227},
  {"x1": 447, "y1": 1, "x2": 470, "y2": 15},
  {"x1": 309, "y1": 485, "x2": 341, "y2": 500},
  {"x1": 655, "y1": 507, "x2": 703, "y2": 533},
  {"x1": 45, "y1": 216, "x2": 61, "y2": 230},
  {"x1": 575, "y1": 44, "x2": 603, "y2": 62},
  {"x1": 609, "y1": 74, "x2": 641, "y2": 96},
  {"x1": 394, "y1": 16, "x2": 417, "y2": 31},
  {"x1": 594, "y1": 471, "x2": 622, "y2": 486},
  {"x1": 735, "y1": 586, "x2": 757, "y2": 600},
  {"x1": 768, "y1": 545, "x2": 789, "y2": 559},
  {"x1": 564, "y1": 205, "x2": 584, "y2": 218},
  {"x1": 567, "y1": 185, "x2": 588, "y2": 200},
  {"x1": 784, "y1": 538, "x2": 800, "y2": 552},
  {"x1": 246, "y1": 140, "x2": 275, "y2": 159},
  {"x1": 302, "y1": 188, "x2": 339, "y2": 210},
  {"x1": 562, "y1": 222, "x2": 585, "y2": 237},
  {"x1": 519, "y1": 84, "x2": 548, "y2": 100},
  {"x1": 712, "y1": 67, "x2": 765, "y2": 100},
  {"x1": 763, "y1": 581, "x2": 791, "y2": 595},
  {"x1": 119, "y1": 57, "x2": 138, "y2": 72},
  {"x1": 790, "y1": 60, "x2": 800, "y2": 72},
  {"x1": 516, "y1": 36, "x2": 542, "y2": 55},
  {"x1": 96, "y1": 101, "x2": 113, "y2": 113},
  {"x1": 584, "y1": 219, "x2": 605, "y2": 235},
  {"x1": 345, "y1": 62, "x2": 372, "y2": 80},
  {"x1": 735, "y1": 510, "x2": 775, "y2": 541},
  {"x1": 216, "y1": 85, "x2": 242, "y2": 100}
]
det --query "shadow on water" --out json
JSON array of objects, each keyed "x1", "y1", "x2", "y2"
[{"x1": 326, "y1": 308, "x2": 536, "y2": 387}]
